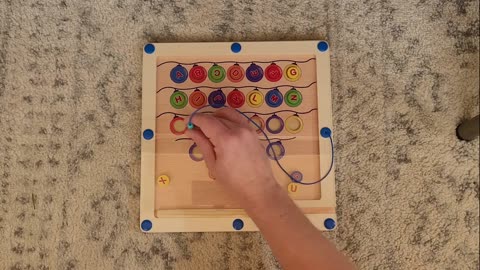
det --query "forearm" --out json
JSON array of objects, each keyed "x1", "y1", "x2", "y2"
[{"x1": 245, "y1": 180, "x2": 355, "y2": 270}]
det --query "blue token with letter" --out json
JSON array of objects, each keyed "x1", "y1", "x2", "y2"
[
  {"x1": 265, "y1": 88, "x2": 283, "y2": 108},
  {"x1": 170, "y1": 65, "x2": 188, "y2": 83}
]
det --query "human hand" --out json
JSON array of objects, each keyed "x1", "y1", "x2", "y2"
[{"x1": 186, "y1": 107, "x2": 279, "y2": 207}]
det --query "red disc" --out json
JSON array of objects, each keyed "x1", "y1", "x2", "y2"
[
  {"x1": 169, "y1": 116, "x2": 187, "y2": 135},
  {"x1": 265, "y1": 63, "x2": 283, "y2": 82},
  {"x1": 189, "y1": 90, "x2": 207, "y2": 108},
  {"x1": 227, "y1": 64, "x2": 245, "y2": 82},
  {"x1": 227, "y1": 89, "x2": 245, "y2": 108},
  {"x1": 189, "y1": 65, "x2": 207, "y2": 83}
]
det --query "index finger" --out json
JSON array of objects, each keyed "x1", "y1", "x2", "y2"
[{"x1": 189, "y1": 113, "x2": 230, "y2": 144}]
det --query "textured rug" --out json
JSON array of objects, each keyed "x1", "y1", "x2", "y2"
[{"x1": 0, "y1": 0, "x2": 479, "y2": 269}]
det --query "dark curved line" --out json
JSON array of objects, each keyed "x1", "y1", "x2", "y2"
[
  {"x1": 156, "y1": 82, "x2": 317, "y2": 93},
  {"x1": 259, "y1": 137, "x2": 296, "y2": 142},
  {"x1": 156, "y1": 58, "x2": 315, "y2": 68}
]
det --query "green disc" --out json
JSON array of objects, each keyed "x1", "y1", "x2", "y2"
[
  {"x1": 285, "y1": 88, "x2": 303, "y2": 107},
  {"x1": 208, "y1": 64, "x2": 226, "y2": 83},
  {"x1": 170, "y1": 91, "x2": 188, "y2": 109}
]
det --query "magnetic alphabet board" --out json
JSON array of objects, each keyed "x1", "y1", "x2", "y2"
[{"x1": 141, "y1": 41, "x2": 336, "y2": 233}]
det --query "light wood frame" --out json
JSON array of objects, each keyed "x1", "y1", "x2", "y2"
[{"x1": 141, "y1": 41, "x2": 336, "y2": 233}]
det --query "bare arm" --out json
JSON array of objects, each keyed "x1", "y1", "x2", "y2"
[{"x1": 187, "y1": 108, "x2": 355, "y2": 270}]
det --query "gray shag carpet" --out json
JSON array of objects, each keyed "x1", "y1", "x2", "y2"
[{"x1": 0, "y1": 0, "x2": 479, "y2": 269}]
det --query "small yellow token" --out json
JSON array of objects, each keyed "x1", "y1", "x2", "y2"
[
  {"x1": 284, "y1": 64, "x2": 302, "y2": 82},
  {"x1": 157, "y1": 175, "x2": 170, "y2": 187},
  {"x1": 287, "y1": 183, "x2": 298, "y2": 193},
  {"x1": 246, "y1": 90, "x2": 264, "y2": 108},
  {"x1": 285, "y1": 115, "x2": 304, "y2": 134}
]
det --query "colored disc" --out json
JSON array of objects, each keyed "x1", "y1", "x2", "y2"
[
  {"x1": 189, "y1": 143, "x2": 204, "y2": 162},
  {"x1": 250, "y1": 115, "x2": 265, "y2": 134},
  {"x1": 170, "y1": 91, "x2": 188, "y2": 109},
  {"x1": 265, "y1": 63, "x2": 283, "y2": 82},
  {"x1": 285, "y1": 115, "x2": 304, "y2": 134},
  {"x1": 284, "y1": 64, "x2": 302, "y2": 82},
  {"x1": 266, "y1": 115, "x2": 284, "y2": 134},
  {"x1": 227, "y1": 64, "x2": 245, "y2": 82},
  {"x1": 246, "y1": 90, "x2": 264, "y2": 108},
  {"x1": 227, "y1": 89, "x2": 245, "y2": 108},
  {"x1": 189, "y1": 90, "x2": 207, "y2": 108},
  {"x1": 285, "y1": 88, "x2": 303, "y2": 107},
  {"x1": 170, "y1": 65, "x2": 188, "y2": 83},
  {"x1": 287, "y1": 183, "x2": 298, "y2": 193},
  {"x1": 290, "y1": 171, "x2": 303, "y2": 182},
  {"x1": 208, "y1": 64, "x2": 226, "y2": 83},
  {"x1": 208, "y1": 89, "x2": 226, "y2": 108},
  {"x1": 169, "y1": 116, "x2": 187, "y2": 135},
  {"x1": 189, "y1": 65, "x2": 207, "y2": 83},
  {"x1": 245, "y1": 63, "x2": 264, "y2": 82},
  {"x1": 265, "y1": 88, "x2": 283, "y2": 108},
  {"x1": 157, "y1": 175, "x2": 170, "y2": 187},
  {"x1": 266, "y1": 141, "x2": 285, "y2": 160}
]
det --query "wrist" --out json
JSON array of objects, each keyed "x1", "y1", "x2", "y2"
[{"x1": 244, "y1": 178, "x2": 284, "y2": 215}]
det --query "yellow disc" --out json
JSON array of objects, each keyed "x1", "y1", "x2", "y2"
[
  {"x1": 287, "y1": 183, "x2": 298, "y2": 193},
  {"x1": 246, "y1": 90, "x2": 264, "y2": 108},
  {"x1": 173, "y1": 119, "x2": 186, "y2": 132},
  {"x1": 191, "y1": 145, "x2": 203, "y2": 160},
  {"x1": 249, "y1": 115, "x2": 265, "y2": 133},
  {"x1": 157, "y1": 175, "x2": 170, "y2": 187},
  {"x1": 284, "y1": 64, "x2": 302, "y2": 82},
  {"x1": 285, "y1": 115, "x2": 304, "y2": 134}
]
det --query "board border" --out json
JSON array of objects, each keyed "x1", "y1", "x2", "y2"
[{"x1": 141, "y1": 41, "x2": 336, "y2": 233}]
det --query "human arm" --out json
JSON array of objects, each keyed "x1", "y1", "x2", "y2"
[{"x1": 186, "y1": 108, "x2": 355, "y2": 270}]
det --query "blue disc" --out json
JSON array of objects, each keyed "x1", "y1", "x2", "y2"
[
  {"x1": 265, "y1": 88, "x2": 283, "y2": 108},
  {"x1": 320, "y1": 127, "x2": 332, "y2": 138},
  {"x1": 141, "y1": 220, "x2": 153, "y2": 231},
  {"x1": 143, "y1": 129, "x2": 154, "y2": 140},
  {"x1": 232, "y1": 219, "x2": 244, "y2": 230},
  {"x1": 144, "y1": 43, "x2": 155, "y2": 54},
  {"x1": 317, "y1": 41, "x2": 329, "y2": 52},
  {"x1": 324, "y1": 218, "x2": 336, "y2": 230},
  {"x1": 231, "y1": 42, "x2": 241, "y2": 53},
  {"x1": 170, "y1": 65, "x2": 188, "y2": 83},
  {"x1": 246, "y1": 64, "x2": 264, "y2": 82},
  {"x1": 208, "y1": 90, "x2": 226, "y2": 108}
]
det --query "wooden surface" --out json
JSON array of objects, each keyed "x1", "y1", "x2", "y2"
[
  {"x1": 141, "y1": 41, "x2": 336, "y2": 232},
  {"x1": 155, "y1": 55, "x2": 321, "y2": 210}
]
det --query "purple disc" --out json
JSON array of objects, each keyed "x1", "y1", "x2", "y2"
[
  {"x1": 208, "y1": 89, "x2": 226, "y2": 108},
  {"x1": 266, "y1": 141, "x2": 285, "y2": 160},
  {"x1": 290, "y1": 171, "x2": 303, "y2": 182},
  {"x1": 189, "y1": 143, "x2": 204, "y2": 162},
  {"x1": 266, "y1": 115, "x2": 284, "y2": 134},
  {"x1": 246, "y1": 64, "x2": 264, "y2": 82}
]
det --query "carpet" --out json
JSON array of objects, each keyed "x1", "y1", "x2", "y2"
[{"x1": 0, "y1": 0, "x2": 478, "y2": 269}]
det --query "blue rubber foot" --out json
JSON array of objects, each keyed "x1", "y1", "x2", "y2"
[
  {"x1": 141, "y1": 220, "x2": 153, "y2": 231},
  {"x1": 231, "y1": 42, "x2": 241, "y2": 53},
  {"x1": 143, "y1": 129, "x2": 154, "y2": 140},
  {"x1": 320, "y1": 127, "x2": 332, "y2": 138},
  {"x1": 232, "y1": 219, "x2": 244, "y2": 230},
  {"x1": 324, "y1": 218, "x2": 336, "y2": 230},
  {"x1": 317, "y1": 41, "x2": 329, "y2": 52},
  {"x1": 187, "y1": 123, "x2": 194, "y2": 129},
  {"x1": 144, "y1": 44, "x2": 155, "y2": 54}
]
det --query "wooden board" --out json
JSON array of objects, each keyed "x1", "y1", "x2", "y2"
[{"x1": 141, "y1": 41, "x2": 336, "y2": 232}]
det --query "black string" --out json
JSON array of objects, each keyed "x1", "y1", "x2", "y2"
[
  {"x1": 156, "y1": 58, "x2": 315, "y2": 68},
  {"x1": 156, "y1": 108, "x2": 317, "y2": 119},
  {"x1": 156, "y1": 82, "x2": 316, "y2": 94}
]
